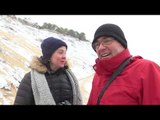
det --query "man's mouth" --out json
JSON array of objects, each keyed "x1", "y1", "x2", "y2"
[{"x1": 100, "y1": 53, "x2": 111, "y2": 58}]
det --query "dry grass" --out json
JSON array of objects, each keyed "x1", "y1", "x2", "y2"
[
  {"x1": 0, "y1": 84, "x2": 17, "y2": 105},
  {"x1": 79, "y1": 74, "x2": 93, "y2": 104},
  {"x1": 0, "y1": 30, "x2": 41, "y2": 105},
  {"x1": 0, "y1": 31, "x2": 41, "y2": 71}
]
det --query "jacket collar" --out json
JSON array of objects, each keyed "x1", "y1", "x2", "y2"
[
  {"x1": 93, "y1": 48, "x2": 131, "y2": 75},
  {"x1": 29, "y1": 56, "x2": 70, "y2": 74}
]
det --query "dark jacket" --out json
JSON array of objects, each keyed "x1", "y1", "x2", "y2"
[
  {"x1": 14, "y1": 56, "x2": 82, "y2": 105},
  {"x1": 87, "y1": 49, "x2": 160, "y2": 105}
]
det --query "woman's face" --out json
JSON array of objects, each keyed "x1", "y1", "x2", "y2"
[{"x1": 50, "y1": 46, "x2": 67, "y2": 71}]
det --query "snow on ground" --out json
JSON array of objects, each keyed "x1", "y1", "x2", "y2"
[{"x1": 0, "y1": 15, "x2": 97, "y2": 104}]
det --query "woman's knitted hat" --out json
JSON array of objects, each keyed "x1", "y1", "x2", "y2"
[{"x1": 41, "y1": 37, "x2": 67, "y2": 61}]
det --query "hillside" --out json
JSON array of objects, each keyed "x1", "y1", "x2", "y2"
[{"x1": 0, "y1": 15, "x2": 97, "y2": 105}]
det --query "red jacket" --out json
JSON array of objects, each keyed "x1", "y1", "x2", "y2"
[{"x1": 87, "y1": 49, "x2": 160, "y2": 105}]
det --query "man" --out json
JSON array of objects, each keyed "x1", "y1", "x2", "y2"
[{"x1": 87, "y1": 23, "x2": 160, "y2": 105}]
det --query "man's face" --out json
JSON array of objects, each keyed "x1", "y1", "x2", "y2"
[{"x1": 93, "y1": 36, "x2": 125, "y2": 59}]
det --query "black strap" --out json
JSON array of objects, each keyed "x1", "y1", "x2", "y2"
[{"x1": 96, "y1": 56, "x2": 132, "y2": 105}]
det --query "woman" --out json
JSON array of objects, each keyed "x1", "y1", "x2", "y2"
[{"x1": 14, "y1": 37, "x2": 83, "y2": 105}]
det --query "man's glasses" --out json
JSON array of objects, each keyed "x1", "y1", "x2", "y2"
[{"x1": 93, "y1": 37, "x2": 114, "y2": 50}]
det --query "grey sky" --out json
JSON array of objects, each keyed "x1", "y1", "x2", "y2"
[{"x1": 16, "y1": 15, "x2": 160, "y2": 64}]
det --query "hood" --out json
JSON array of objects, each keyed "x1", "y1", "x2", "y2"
[
  {"x1": 93, "y1": 48, "x2": 131, "y2": 75},
  {"x1": 29, "y1": 56, "x2": 70, "y2": 74}
]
